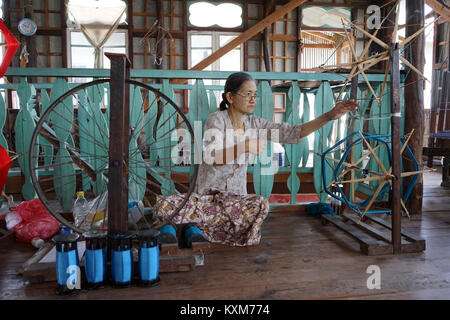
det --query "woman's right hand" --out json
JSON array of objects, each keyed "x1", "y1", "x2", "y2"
[{"x1": 245, "y1": 138, "x2": 267, "y2": 155}]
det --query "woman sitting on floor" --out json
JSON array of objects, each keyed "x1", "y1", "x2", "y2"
[{"x1": 155, "y1": 72, "x2": 358, "y2": 246}]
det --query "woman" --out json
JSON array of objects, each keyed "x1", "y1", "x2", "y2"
[{"x1": 156, "y1": 72, "x2": 358, "y2": 246}]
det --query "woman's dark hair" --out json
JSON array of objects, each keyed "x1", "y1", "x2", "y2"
[{"x1": 219, "y1": 72, "x2": 255, "y2": 111}]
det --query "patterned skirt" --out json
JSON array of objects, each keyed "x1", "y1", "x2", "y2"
[{"x1": 154, "y1": 192, "x2": 269, "y2": 246}]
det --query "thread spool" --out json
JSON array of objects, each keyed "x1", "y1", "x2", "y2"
[
  {"x1": 52, "y1": 233, "x2": 80, "y2": 295},
  {"x1": 109, "y1": 232, "x2": 134, "y2": 288},
  {"x1": 278, "y1": 152, "x2": 285, "y2": 167},
  {"x1": 84, "y1": 230, "x2": 108, "y2": 290},
  {"x1": 137, "y1": 229, "x2": 160, "y2": 287},
  {"x1": 183, "y1": 224, "x2": 204, "y2": 248},
  {"x1": 158, "y1": 224, "x2": 177, "y2": 243}
]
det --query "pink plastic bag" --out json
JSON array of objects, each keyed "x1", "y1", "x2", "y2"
[{"x1": 13, "y1": 199, "x2": 60, "y2": 243}]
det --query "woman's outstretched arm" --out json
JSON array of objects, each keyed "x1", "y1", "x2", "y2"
[{"x1": 299, "y1": 99, "x2": 359, "y2": 138}]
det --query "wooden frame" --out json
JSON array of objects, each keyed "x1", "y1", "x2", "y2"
[{"x1": 318, "y1": 2, "x2": 429, "y2": 255}]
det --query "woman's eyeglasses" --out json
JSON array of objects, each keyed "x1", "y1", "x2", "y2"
[{"x1": 234, "y1": 92, "x2": 258, "y2": 100}]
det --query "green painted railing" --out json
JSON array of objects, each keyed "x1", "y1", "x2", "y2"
[{"x1": 2, "y1": 67, "x2": 402, "y2": 207}]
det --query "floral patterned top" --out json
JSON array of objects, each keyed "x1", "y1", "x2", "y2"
[{"x1": 195, "y1": 110, "x2": 304, "y2": 196}]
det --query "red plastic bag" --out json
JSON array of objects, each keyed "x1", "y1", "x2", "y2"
[
  {"x1": 0, "y1": 145, "x2": 11, "y2": 191},
  {"x1": 13, "y1": 199, "x2": 60, "y2": 243}
]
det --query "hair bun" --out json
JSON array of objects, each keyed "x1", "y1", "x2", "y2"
[{"x1": 219, "y1": 100, "x2": 228, "y2": 111}]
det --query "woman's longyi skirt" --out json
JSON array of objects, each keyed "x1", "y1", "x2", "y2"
[{"x1": 154, "y1": 192, "x2": 269, "y2": 246}]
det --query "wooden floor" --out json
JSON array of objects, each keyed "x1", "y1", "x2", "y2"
[{"x1": 1, "y1": 168, "x2": 450, "y2": 300}]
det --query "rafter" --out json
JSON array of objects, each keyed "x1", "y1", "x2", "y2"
[
  {"x1": 301, "y1": 30, "x2": 335, "y2": 43},
  {"x1": 425, "y1": 0, "x2": 450, "y2": 21}
]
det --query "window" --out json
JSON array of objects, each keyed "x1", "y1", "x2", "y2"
[
  {"x1": 188, "y1": 2, "x2": 243, "y2": 28},
  {"x1": 66, "y1": 0, "x2": 127, "y2": 71},
  {"x1": 68, "y1": 30, "x2": 127, "y2": 69},
  {"x1": 188, "y1": 32, "x2": 242, "y2": 111},
  {"x1": 301, "y1": 6, "x2": 352, "y2": 29},
  {"x1": 189, "y1": 32, "x2": 242, "y2": 82}
]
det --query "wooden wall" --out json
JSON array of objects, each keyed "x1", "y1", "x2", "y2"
[{"x1": 4, "y1": 0, "x2": 372, "y2": 74}]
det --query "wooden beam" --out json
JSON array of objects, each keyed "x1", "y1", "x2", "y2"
[
  {"x1": 61, "y1": 0, "x2": 68, "y2": 69},
  {"x1": 127, "y1": 0, "x2": 134, "y2": 66},
  {"x1": 303, "y1": 43, "x2": 335, "y2": 49},
  {"x1": 390, "y1": 42, "x2": 402, "y2": 253},
  {"x1": 297, "y1": 5, "x2": 302, "y2": 72},
  {"x1": 172, "y1": 0, "x2": 307, "y2": 84},
  {"x1": 263, "y1": 0, "x2": 275, "y2": 73},
  {"x1": 106, "y1": 53, "x2": 131, "y2": 234},
  {"x1": 404, "y1": 0, "x2": 425, "y2": 216},
  {"x1": 425, "y1": 0, "x2": 450, "y2": 22},
  {"x1": 301, "y1": 30, "x2": 334, "y2": 43}
]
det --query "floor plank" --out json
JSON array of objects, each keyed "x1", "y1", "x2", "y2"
[{"x1": 1, "y1": 170, "x2": 449, "y2": 300}]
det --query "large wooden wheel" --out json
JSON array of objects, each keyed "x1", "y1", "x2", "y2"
[
  {"x1": 29, "y1": 78, "x2": 199, "y2": 235},
  {"x1": 321, "y1": 130, "x2": 431, "y2": 221}
]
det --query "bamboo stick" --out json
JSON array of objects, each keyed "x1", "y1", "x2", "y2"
[
  {"x1": 400, "y1": 19, "x2": 436, "y2": 47},
  {"x1": 400, "y1": 169, "x2": 435, "y2": 178},
  {"x1": 343, "y1": 17, "x2": 390, "y2": 50},
  {"x1": 322, "y1": 52, "x2": 385, "y2": 69},
  {"x1": 334, "y1": 174, "x2": 389, "y2": 185},
  {"x1": 400, "y1": 56, "x2": 429, "y2": 81},
  {"x1": 359, "y1": 180, "x2": 388, "y2": 222},
  {"x1": 401, "y1": 198, "x2": 411, "y2": 219},
  {"x1": 392, "y1": 1, "x2": 401, "y2": 44},
  {"x1": 360, "y1": 131, "x2": 389, "y2": 175},
  {"x1": 379, "y1": 62, "x2": 391, "y2": 107},
  {"x1": 337, "y1": 144, "x2": 383, "y2": 180}
]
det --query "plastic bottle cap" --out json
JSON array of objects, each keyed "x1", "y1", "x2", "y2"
[
  {"x1": 31, "y1": 238, "x2": 45, "y2": 249},
  {"x1": 76, "y1": 191, "x2": 85, "y2": 196},
  {"x1": 128, "y1": 201, "x2": 136, "y2": 209}
]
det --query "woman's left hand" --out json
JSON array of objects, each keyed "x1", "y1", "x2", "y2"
[{"x1": 327, "y1": 99, "x2": 360, "y2": 120}]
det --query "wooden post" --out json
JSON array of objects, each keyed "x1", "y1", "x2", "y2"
[
  {"x1": 24, "y1": 1, "x2": 37, "y2": 83},
  {"x1": 106, "y1": 53, "x2": 131, "y2": 235},
  {"x1": 61, "y1": 0, "x2": 68, "y2": 68},
  {"x1": 155, "y1": 0, "x2": 165, "y2": 70},
  {"x1": 127, "y1": 0, "x2": 134, "y2": 67},
  {"x1": 390, "y1": 43, "x2": 402, "y2": 254},
  {"x1": 342, "y1": 16, "x2": 359, "y2": 207},
  {"x1": 297, "y1": 6, "x2": 302, "y2": 72},
  {"x1": 404, "y1": 0, "x2": 425, "y2": 216},
  {"x1": 263, "y1": 0, "x2": 275, "y2": 74}
]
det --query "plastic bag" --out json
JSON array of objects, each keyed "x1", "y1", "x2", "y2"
[
  {"x1": 0, "y1": 194, "x2": 16, "y2": 218},
  {"x1": 5, "y1": 210, "x2": 21, "y2": 230},
  {"x1": 86, "y1": 191, "x2": 108, "y2": 230},
  {"x1": 13, "y1": 198, "x2": 60, "y2": 243},
  {"x1": 128, "y1": 200, "x2": 144, "y2": 227}
]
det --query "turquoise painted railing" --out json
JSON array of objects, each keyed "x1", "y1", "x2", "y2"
[{"x1": 2, "y1": 67, "x2": 402, "y2": 207}]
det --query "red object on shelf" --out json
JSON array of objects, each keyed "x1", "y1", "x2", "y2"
[{"x1": 0, "y1": 145, "x2": 11, "y2": 192}]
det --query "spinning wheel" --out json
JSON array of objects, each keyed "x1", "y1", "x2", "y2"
[
  {"x1": 321, "y1": 130, "x2": 430, "y2": 221},
  {"x1": 317, "y1": 1, "x2": 435, "y2": 218},
  {"x1": 29, "y1": 76, "x2": 199, "y2": 235},
  {"x1": 312, "y1": 1, "x2": 431, "y2": 254},
  {"x1": 319, "y1": 1, "x2": 436, "y2": 105}
]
